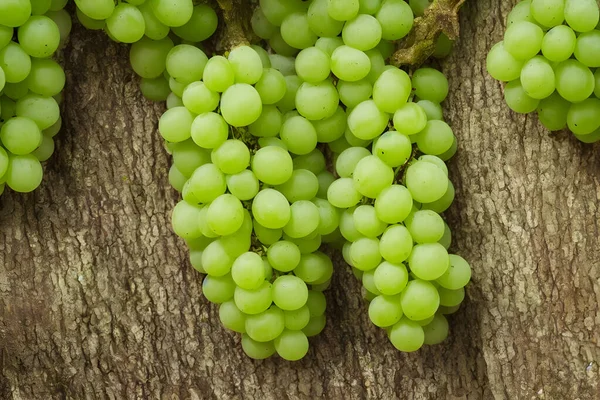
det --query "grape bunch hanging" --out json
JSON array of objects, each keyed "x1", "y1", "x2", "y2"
[
  {"x1": 487, "y1": 0, "x2": 600, "y2": 143},
  {"x1": 0, "y1": 0, "x2": 473, "y2": 361}
]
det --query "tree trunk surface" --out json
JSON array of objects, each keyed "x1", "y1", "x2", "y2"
[{"x1": 1, "y1": 1, "x2": 599, "y2": 399}]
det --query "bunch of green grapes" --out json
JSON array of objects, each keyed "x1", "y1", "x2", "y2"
[
  {"x1": 0, "y1": 0, "x2": 71, "y2": 195},
  {"x1": 74, "y1": 0, "x2": 218, "y2": 100},
  {"x1": 163, "y1": 44, "x2": 334, "y2": 361},
  {"x1": 487, "y1": 0, "x2": 600, "y2": 143}
]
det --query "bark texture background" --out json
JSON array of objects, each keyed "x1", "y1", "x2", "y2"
[{"x1": 1, "y1": 1, "x2": 600, "y2": 399}]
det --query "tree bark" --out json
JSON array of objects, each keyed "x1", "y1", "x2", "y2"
[{"x1": 1, "y1": 1, "x2": 600, "y2": 399}]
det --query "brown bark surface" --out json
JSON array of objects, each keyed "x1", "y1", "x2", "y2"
[{"x1": 1, "y1": 1, "x2": 600, "y2": 399}]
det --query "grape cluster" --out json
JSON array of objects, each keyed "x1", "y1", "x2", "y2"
[
  {"x1": 487, "y1": 0, "x2": 600, "y2": 143},
  {"x1": 74, "y1": 0, "x2": 218, "y2": 101},
  {"x1": 0, "y1": 0, "x2": 71, "y2": 195}
]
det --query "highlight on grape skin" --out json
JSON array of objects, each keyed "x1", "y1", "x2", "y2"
[
  {"x1": 486, "y1": 0, "x2": 600, "y2": 143},
  {"x1": 0, "y1": 0, "x2": 472, "y2": 360}
]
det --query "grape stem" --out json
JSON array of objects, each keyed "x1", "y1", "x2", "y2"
[
  {"x1": 391, "y1": 0, "x2": 466, "y2": 67},
  {"x1": 215, "y1": 0, "x2": 252, "y2": 51}
]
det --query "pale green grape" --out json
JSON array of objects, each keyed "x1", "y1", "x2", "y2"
[
  {"x1": 185, "y1": 163, "x2": 226, "y2": 203},
  {"x1": 353, "y1": 155, "x2": 394, "y2": 199},
  {"x1": 212, "y1": 140, "x2": 251, "y2": 175},
  {"x1": 140, "y1": 77, "x2": 170, "y2": 101},
  {"x1": 191, "y1": 112, "x2": 228, "y2": 150},
  {"x1": 376, "y1": 0, "x2": 413, "y2": 40},
  {"x1": 269, "y1": 30, "x2": 299, "y2": 57},
  {"x1": 171, "y1": 140, "x2": 211, "y2": 177},
  {"x1": 415, "y1": 120, "x2": 454, "y2": 155},
  {"x1": 373, "y1": 68, "x2": 412, "y2": 113},
  {"x1": 422, "y1": 180, "x2": 455, "y2": 213},
  {"x1": 202, "y1": 56, "x2": 234, "y2": 93},
  {"x1": 277, "y1": 75, "x2": 302, "y2": 113},
  {"x1": 338, "y1": 79, "x2": 373, "y2": 108},
  {"x1": 316, "y1": 171, "x2": 335, "y2": 199},
  {"x1": 0, "y1": 43, "x2": 31, "y2": 83},
  {"x1": 226, "y1": 170, "x2": 259, "y2": 201},
  {"x1": 292, "y1": 148, "x2": 326, "y2": 174},
  {"x1": 327, "y1": 178, "x2": 363, "y2": 208},
  {"x1": 219, "y1": 300, "x2": 247, "y2": 333},
  {"x1": 295, "y1": 47, "x2": 331, "y2": 83},
  {"x1": 574, "y1": 128, "x2": 600, "y2": 143},
  {"x1": 254, "y1": 221, "x2": 283, "y2": 246},
  {"x1": 0, "y1": 117, "x2": 42, "y2": 155},
  {"x1": 313, "y1": 197, "x2": 340, "y2": 235},
  {"x1": 328, "y1": 0, "x2": 359, "y2": 21},
  {"x1": 409, "y1": 0, "x2": 430, "y2": 16},
  {"x1": 166, "y1": 44, "x2": 208, "y2": 84},
  {"x1": 171, "y1": 201, "x2": 203, "y2": 239},
  {"x1": 375, "y1": 185, "x2": 413, "y2": 224},
  {"x1": 412, "y1": 68, "x2": 449, "y2": 103},
  {"x1": 283, "y1": 305, "x2": 310, "y2": 330},
  {"x1": 400, "y1": 279, "x2": 440, "y2": 321},
  {"x1": 150, "y1": 0, "x2": 194, "y2": 27},
  {"x1": 252, "y1": 188, "x2": 292, "y2": 229},
  {"x1": 281, "y1": 12, "x2": 317, "y2": 49},
  {"x1": 331, "y1": 45, "x2": 371, "y2": 82},
  {"x1": 531, "y1": 0, "x2": 565, "y2": 28},
  {"x1": 335, "y1": 147, "x2": 370, "y2": 178},
  {"x1": 350, "y1": 237, "x2": 382, "y2": 271},
  {"x1": 503, "y1": 21, "x2": 544, "y2": 60},
  {"x1": 347, "y1": 100, "x2": 389, "y2": 140},
  {"x1": 172, "y1": 4, "x2": 218, "y2": 42},
  {"x1": 315, "y1": 36, "x2": 344, "y2": 56},
  {"x1": 106, "y1": 3, "x2": 145, "y2": 44},
  {"x1": 241, "y1": 334, "x2": 276, "y2": 359},
  {"x1": 75, "y1": 0, "x2": 114, "y2": 20},
  {"x1": 183, "y1": 82, "x2": 220, "y2": 115},
  {"x1": 438, "y1": 286, "x2": 465, "y2": 307},
  {"x1": 138, "y1": 2, "x2": 169, "y2": 40},
  {"x1": 312, "y1": 106, "x2": 347, "y2": 143},
  {"x1": 379, "y1": 224, "x2": 413, "y2": 263},
  {"x1": 245, "y1": 306, "x2": 285, "y2": 342},
  {"x1": 251, "y1": 146, "x2": 293, "y2": 185},
  {"x1": 574, "y1": 30, "x2": 600, "y2": 67},
  {"x1": 249, "y1": 106, "x2": 283, "y2": 138},
  {"x1": 202, "y1": 274, "x2": 236, "y2": 303},
  {"x1": 422, "y1": 313, "x2": 449, "y2": 345},
  {"x1": 234, "y1": 281, "x2": 273, "y2": 315},
  {"x1": 252, "y1": 7, "x2": 277, "y2": 39},
  {"x1": 405, "y1": 209, "x2": 444, "y2": 244},
  {"x1": 269, "y1": 54, "x2": 296, "y2": 76},
  {"x1": 283, "y1": 200, "x2": 320, "y2": 238},
  {"x1": 46, "y1": 9, "x2": 72, "y2": 45},
  {"x1": 305, "y1": 290, "x2": 326, "y2": 317},
  {"x1": 267, "y1": 240, "x2": 301, "y2": 272},
  {"x1": 168, "y1": 165, "x2": 187, "y2": 192},
  {"x1": 294, "y1": 252, "x2": 334, "y2": 284},
  {"x1": 541, "y1": 25, "x2": 576, "y2": 62},
  {"x1": 158, "y1": 106, "x2": 194, "y2": 142},
  {"x1": 228, "y1": 45, "x2": 264, "y2": 85},
  {"x1": 260, "y1": 0, "x2": 305, "y2": 26},
  {"x1": 18, "y1": 16, "x2": 60, "y2": 58},
  {"x1": 232, "y1": 252, "x2": 266, "y2": 290},
  {"x1": 255, "y1": 68, "x2": 287, "y2": 105},
  {"x1": 507, "y1": 0, "x2": 536, "y2": 25},
  {"x1": 408, "y1": 242, "x2": 450, "y2": 280},
  {"x1": 16, "y1": 94, "x2": 59, "y2": 130},
  {"x1": 0, "y1": 0, "x2": 31, "y2": 27},
  {"x1": 0, "y1": 26, "x2": 13, "y2": 50},
  {"x1": 303, "y1": 314, "x2": 326, "y2": 337},
  {"x1": 564, "y1": 0, "x2": 599, "y2": 32},
  {"x1": 221, "y1": 84, "x2": 263, "y2": 127},
  {"x1": 307, "y1": 0, "x2": 344, "y2": 37},
  {"x1": 76, "y1": 8, "x2": 105, "y2": 30},
  {"x1": 520, "y1": 56, "x2": 555, "y2": 99},
  {"x1": 567, "y1": 98, "x2": 600, "y2": 135},
  {"x1": 554, "y1": 59, "x2": 595, "y2": 103},
  {"x1": 405, "y1": 160, "x2": 448, "y2": 203},
  {"x1": 536, "y1": 92, "x2": 570, "y2": 131},
  {"x1": 393, "y1": 102, "x2": 428, "y2": 135},
  {"x1": 272, "y1": 275, "x2": 309, "y2": 310},
  {"x1": 129, "y1": 37, "x2": 173, "y2": 79},
  {"x1": 389, "y1": 317, "x2": 424, "y2": 352},
  {"x1": 436, "y1": 254, "x2": 471, "y2": 290},
  {"x1": 277, "y1": 169, "x2": 319, "y2": 202},
  {"x1": 0, "y1": 148, "x2": 9, "y2": 179},
  {"x1": 295, "y1": 80, "x2": 340, "y2": 120},
  {"x1": 5, "y1": 154, "x2": 43, "y2": 193},
  {"x1": 342, "y1": 14, "x2": 382, "y2": 51},
  {"x1": 504, "y1": 80, "x2": 540, "y2": 114},
  {"x1": 353, "y1": 205, "x2": 386, "y2": 238},
  {"x1": 486, "y1": 41, "x2": 525, "y2": 82},
  {"x1": 374, "y1": 261, "x2": 408, "y2": 295},
  {"x1": 275, "y1": 329, "x2": 309, "y2": 360},
  {"x1": 369, "y1": 294, "x2": 403, "y2": 327},
  {"x1": 280, "y1": 116, "x2": 318, "y2": 156},
  {"x1": 207, "y1": 194, "x2": 244, "y2": 236}
]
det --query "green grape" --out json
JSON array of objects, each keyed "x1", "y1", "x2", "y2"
[
  {"x1": 389, "y1": 317, "x2": 424, "y2": 352},
  {"x1": 25, "y1": 58, "x2": 65, "y2": 98},
  {"x1": 307, "y1": 0, "x2": 344, "y2": 37},
  {"x1": 248, "y1": 106, "x2": 282, "y2": 138},
  {"x1": 369, "y1": 294, "x2": 403, "y2": 327},
  {"x1": 0, "y1": 42, "x2": 32, "y2": 83},
  {"x1": 138, "y1": 2, "x2": 169, "y2": 40},
  {"x1": 347, "y1": 100, "x2": 389, "y2": 140},
  {"x1": 374, "y1": 261, "x2": 408, "y2": 295},
  {"x1": 345, "y1": 128, "x2": 371, "y2": 148},
  {"x1": 207, "y1": 194, "x2": 245, "y2": 236},
  {"x1": 260, "y1": 0, "x2": 305, "y2": 26},
  {"x1": 531, "y1": 0, "x2": 565, "y2": 27},
  {"x1": 220, "y1": 83, "x2": 263, "y2": 127},
  {"x1": 312, "y1": 106, "x2": 347, "y2": 143},
  {"x1": 150, "y1": 0, "x2": 194, "y2": 27},
  {"x1": 74, "y1": 0, "x2": 114, "y2": 20},
  {"x1": 18, "y1": 16, "x2": 60, "y2": 58},
  {"x1": 328, "y1": 0, "x2": 359, "y2": 21},
  {"x1": 504, "y1": 79, "x2": 540, "y2": 114},
  {"x1": 267, "y1": 240, "x2": 301, "y2": 272},
  {"x1": 293, "y1": 148, "x2": 326, "y2": 174},
  {"x1": 277, "y1": 169, "x2": 319, "y2": 202},
  {"x1": 281, "y1": 12, "x2": 317, "y2": 49},
  {"x1": 225, "y1": 170, "x2": 258, "y2": 201},
  {"x1": 339, "y1": 207, "x2": 364, "y2": 241},
  {"x1": 554, "y1": 59, "x2": 595, "y2": 103},
  {"x1": 400, "y1": 279, "x2": 440, "y2": 321},
  {"x1": 106, "y1": 3, "x2": 145, "y2": 43},
  {"x1": 408, "y1": 242, "x2": 450, "y2": 280},
  {"x1": 375, "y1": 185, "x2": 413, "y2": 224},
  {"x1": 349, "y1": 237, "x2": 382, "y2": 271},
  {"x1": 252, "y1": 188, "x2": 292, "y2": 229},
  {"x1": 418, "y1": 155, "x2": 448, "y2": 176},
  {"x1": 3, "y1": 81, "x2": 29, "y2": 100},
  {"x1": 0, "y1": 0, "x2": 32, "y2": 27},
  {"x1": 422, "y1": 180, "x2": 455, "y2": 213},
  {"x1": 595, "y1": 69, "x2": 600, "y2": 98},
  {"x1": 295, "y1": 80, "x2": 339, "y2": 120},
  {"x1": 373, "y1": 68, "x2": 412, "y2": 113},
  {"x1": 331, "y1": 45, "x2": 371, "y2": 82},
  {"x1": 303, "y1": 314, "x2": 326, "y2": 337},
  {"x1": 541, "y1": 25, "x2": 576, "y2": 62},
  {"x1": 412, "y1": 68, "x2": 449, "y2": 103},
  {"x1": 269, "y1": 30, "x2": 300, "y2": 57},
  {"x1": 255, "y1": 68, "x2": 287, "y2": 105},
  {"x1": 5, "y1": 154, "x2": 43, "y2": 193},
  {"x1": 294, "y1": 252, "x2": 334, "y2": 284},
  {"x1": 30, "y1": 0, "x2": 50, "y2": 15},
  {"x1": 405, "y1": 160, "x2": 448, "y2": 203},
  {"x1": 276, "y1": 75, "x2": 301, "y2": 113},
  {"x1": 349, "y1": 206, "x2": 382, "y2": 239},
  {"x1": 202, "y1": 56, "x2": 234, "y2": 93},
  {"x1": 567, "y1": 98, "x2": 600, "y2": 135},
  {"x1": 172, "y1": 4, "x2": 218, "y2": 42},
  {"x1": 352, "y1": 155, "x2": 394, "y2": 199},
  {"x1": 275, "y1": 330, "x2": 309, "y2": 360},
  {"x1": 228, "y1": 45, "x2": 264, "y2": 85},
  {"x1": 279, "y1": 116, "x2": 318, "y2": 155},
  {"x1": 415, "y1": 120, "x2": 455, "y2": 155},
  {"x1": 75, "y1": 8, "x2": 105, "y2": 30},
  {"x1": 0, "y1": 117, "x2": 42, "y2": 155},
  {"x1": 507, "y1": 0, "x2": 535, "y2": 26},
  {"x1": 313, "y1": 197, "x2": 340, "y2": 235},
  {"x1": 436, "y1": 254, "x2": 471, "y2": 290},
  {"x1": 245, "y1": 306, "x2": 286, "y2": 342},
  {"x1": 406, "y1": 210, "x2": 445, "y2": 244},
  {"x1": 168, "y1": 165, "x2": 187, "y2": 192},
  {"x1": 0, "y1": 26, "x2": 13, "y2": 50},
  {"x1": 46, "y1": 9, "x2": 72, "y2": 45},
  {"x1": 171, "y1": 139, "x2": 211, "y2": 177},
  {"x1": 409, "y1": 0, "x2": 430, "y2": 16},
  {"x1": 315, "y1": 36, "x2": 344, "y2": 56},
  {"x1": 158, "y1": 106, "x2": 194, "y2": 142},
  {"x1": 190, "y1": 112, "x2": 228, "y2": 150},
  {"x1": 520, "y1": 56, "x2": 555, "y2": 99},
  {"x1": 326, "y1": 178, "x2": 362, "y2": 209},
  {"x1": 42, "y1": 116, "x2": 61, "y2": 138},
  {"x1": 183, "y1": 82, "x2": 219, "y2": 115},
  {"x1": 0, "y1": 147, "x2": 9, "y2": 179},
  {"x1": 283, "y1": 200, "x2": 320, "y2": 238},
  {"x1": 342, "y1": 14, "x2": 382, "y2": 51},
  {"x1": 269, "y1": 54, "x2": 295, "y2": 76},
  {"x1": 171, "y1": 201, "x2": 203, "y2": 239},
  {"x1": 422, "y1": 313, "x2": 449, "y2": 345},
  {"x1": 438, "y1": 286, "x2": 465, "y2": 307},
  {"x1": 360, "y1": 0, "x2": 382, "y2": 14},
  {"x1": 272, "y1": 275, "x2": 309, "y2": 310},
  {"x1": 252, "y1": 7, "x2": 277, "y2": 39},
  {"x1": 486, "y1": 41, "x2": 525, "y2": 82},
  {"x1": 316, "y1": 171, "x2": 335, "y2": 199},
  {"x1": 564, "y1": 0, "x2": 599, "y2": 32},
  {"x1": 166, "y1": 45, "x2": 208, "y2": 85},
  {"x1": 376, "y1": 0, "x2": 413, "y2": 40},
  {"x1": 291, "y1": 232, "x2": 323, "y2": 254},
  {"x1": 536, "y1": 93, "x2": 569, "y2": 131},
  {"x1": 219, "y1": 300, "x2": 247, "y2": 333},
  {"x1": 241, "y1": 334, "x2": 276, "y2": 359},
  {"x1": 203, "y1": 273, "x2": 236, "y2": 303},
  {"x1": 503, "y1": 21, "x2": 544, "y2": 60},
  {"x1": 393, "y1": 102, "x2": 428, "y2": 135},
  {"x1": 574, "y1": 30, "x2": 600, "y2": 67},
  {"x1": 433, "y1": 33, "x2": 454, "y2": 58},
  {"x1": 130, "y1": 37, "x2": 174, "y2": 79},
  {"x1": 284, "y1": 306, "x2": 311, "y2": 330},
  {"x1": 574, "y1": 128, "x2": 600, "y2": 143},
  {"x1": 234, "y1": 281, "x2": 273, "y2": 315},
  {"x1": 305, "y1": 290, "x2": 326, "y2": 316},
  {"x1": 377, "y1": 39, "x2": 394, "y2": 59},
  {"x1": 251, "y1": 146, "x2": 293, "y2": 185},
  {"x1": 212, "y1": 140, "x2": 251, "y2": 175},
  {"x1": 140, "y1": 77, "x2": 170, "y2": 101},
  {"x1": 16, "y1": 94, "x2": 59, "y2": 130},
  {"x1": 231, "y1": 252, "x2": 266, "y2": 290},
  {"x1": 337, "y1": 79, "x2": 373, "y2": 109},
  {"x1": 295, "y1": 47, "x2": 330, "y2": 83},
  {"x1": 185, "y1": 163, "x2": 226, "y2": 203}
]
